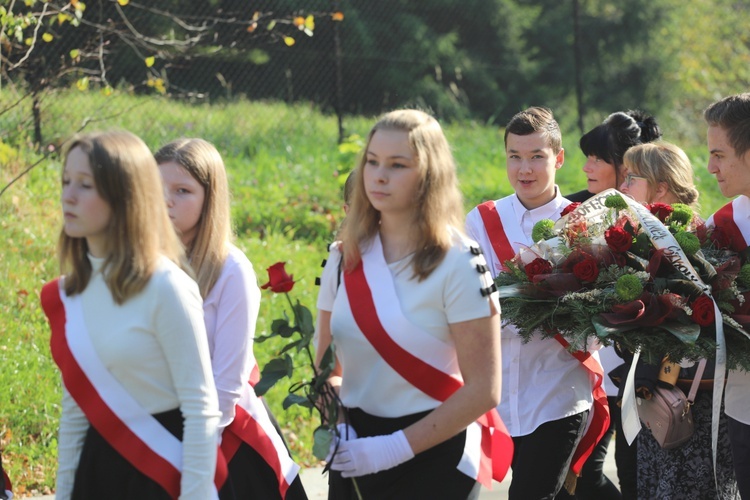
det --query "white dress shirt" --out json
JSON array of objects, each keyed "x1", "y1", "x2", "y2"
[{"x1": 466, "y1": 190, "x2": 594, "y2": 436}]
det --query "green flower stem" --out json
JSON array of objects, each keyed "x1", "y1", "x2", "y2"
[
  {"x1": 285, "y1": 291, "x2": 319, "y2": 377},
  {"x1": 285, "y1": 292, "x2": 363, "y2": 499}
]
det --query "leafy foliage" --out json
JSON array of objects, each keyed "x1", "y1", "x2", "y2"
[{"x1": 255, "y1": 272, "x2": 339, "y2": 461}]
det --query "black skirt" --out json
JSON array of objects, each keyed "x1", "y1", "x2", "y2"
[
  {"x1": 72, "y1": 408, "x2": 232, "y2": 500},
  {"x1": 220, "y1": 401, "x2": 308, "y2": 500},
  {"x1": 328, "y1": 408, "x2": 481, "y2": 500}
]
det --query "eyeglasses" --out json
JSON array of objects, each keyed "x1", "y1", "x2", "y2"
[{"x1": 624, "y1": 173, "x2": 647, "y2": 187}]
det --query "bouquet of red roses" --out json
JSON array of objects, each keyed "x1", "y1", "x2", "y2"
[{"x1": 495, "y1": 189, "x2": 750, "y2": 369}]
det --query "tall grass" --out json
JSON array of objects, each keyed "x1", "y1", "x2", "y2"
[{"x1": 0, "y1": 89, "x2": 724, "y2": 495}]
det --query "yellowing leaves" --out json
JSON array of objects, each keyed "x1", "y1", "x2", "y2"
[
  {"x1": 42, "y1": 33, "x2": 53, "y2": 42},
  {"x1": 294, "y1": 15, "x2": 315, "y2": 37},
  {"x1": 146, "y1": 77, "x2": 166, "y2": 94},
  {"x1": 117, "y1": 0, "x2": 129, "y2": 5},
  {"x1": 283, "y1": 36, "x2": 295, "y2": 47},
  {"x1": 76, "y1": 77, "x2": 89, "y2": 91},
  {"x1": 69, "y1": 49, "x2": 80, "y2": 59},
  {"x1": 144, "y1": 56, "x2": 155, "y2": 67}
]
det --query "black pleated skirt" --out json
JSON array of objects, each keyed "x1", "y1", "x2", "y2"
[
  {"x1": 328, "y1": 408, "x2": 481, "y2": 500},
  {"x1": 72, "y1": 408, "x2": 231, "y2": 500},
  {"x1": 220, "y1": 400, "x2": 308, "y2": 499}
]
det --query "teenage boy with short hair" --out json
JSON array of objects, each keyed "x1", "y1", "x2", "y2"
[
  {"x1": 704, "y1": 93, "x2": 750, "y2": 499},
  {"x1": 466, "y1": 107, "x2": 607, "y2": 499}
]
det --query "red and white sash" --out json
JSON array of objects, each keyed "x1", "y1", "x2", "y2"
[
  {"x1": 41, "y1": 279, "x2": 227, "y2": 499},
  {"x1": 478, "y1": 203, "x2": 609, "y2": 476},
  {"x1": 477, "y1": 199, "x2": 524, "y2": 270},
  {"x1": 220, "y1": 383, "x2": 300, "y2": 497},
  {"x1": 342, "y1": 235, "x2": 513, "y2": 488},
  {"x1": 708, "y1": 197, "x2": 750, "y2": 252}
]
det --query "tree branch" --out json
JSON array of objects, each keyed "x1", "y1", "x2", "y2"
[{"x1": 7, "y1": 2, "x2": 49, "y2": 71}]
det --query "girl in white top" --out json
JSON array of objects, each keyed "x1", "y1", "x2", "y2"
[
  {"x1": 43, "y1": 130, "x2": 221, "y2": 499},
  {"x1": 156, "y1": 138, "x2": 306, "y2": 499},
  {"x1": 620, "y1": 141, "x2": 739, "y2": 500},
  {"x1": 316, "y1": 109, "x2": 505, "y2": 498}
]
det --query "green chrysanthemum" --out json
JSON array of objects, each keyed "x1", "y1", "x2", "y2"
[
  {"x1": 674, "y1": 231, "x2": 700, "y2": 256},
  {"x1": 532, "y1": 219, "x2": 555, "y2": 242},
  {"x1": 604, "y1": 194, "x2": 628, "y2": 210},
  {"x1": 739, "y1": 264, "x2": 750, "y2": 288},
  {"x1": 615, "y1": 274, "x2": 643, "y2": 302},
  {"x1": 669, "y1": 203, "x2": 693, "y2": 226}
]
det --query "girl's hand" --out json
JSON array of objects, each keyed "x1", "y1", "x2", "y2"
[{"x1": 329, "y1": 431, "x2": 414, "y2": 477}]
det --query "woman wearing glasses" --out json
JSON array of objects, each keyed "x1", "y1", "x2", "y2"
[
  {"x1": 618, "y1": 141, "x2": 740, "y2": 500},
  {"x1": 561, "y1": 110, "x2": 661, "y2": 500},
  {"x1": 619, "y1": 142, "x2": 698, "y2": 206}
]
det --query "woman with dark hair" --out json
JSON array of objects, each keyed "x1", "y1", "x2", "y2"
[
  {"x1": 567, "y1": 110, "x2": 662, "y2": 202},
  {"x1": 563, "y1": 110, "x2": 661, "y2": 500}
]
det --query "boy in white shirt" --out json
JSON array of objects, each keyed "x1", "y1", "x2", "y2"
[{"x1": 466, "y1": 107, "x2": 604, "y2": 499}]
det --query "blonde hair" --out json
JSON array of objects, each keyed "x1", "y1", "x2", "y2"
[
  {"x1": 155, "y1": 138, "x2": 231, "y2": 298},
  {"x1": 339, "y1": 109, "x2": 464, "y2": 280},
  {"x1": 623, "y1": 142, "x2": 699, "y2": 207},
  {"x1": 59, "y1": 130, "x2": 187, "y2": 304}
]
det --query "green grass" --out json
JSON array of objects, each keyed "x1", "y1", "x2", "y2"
[{"x1": 0, "y1": 88, "x2": 726, "y2": 495}]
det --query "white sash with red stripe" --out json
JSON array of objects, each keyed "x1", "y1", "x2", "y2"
[
  {"x1": 343, "y1": 234, "x2": 512, "y2": 487},
  {"x1": 221, "y1": 382, "x2": 300, "y2": 497},
  {"x1": 42, "y1": 279, "x2": 225, "y2": 499}
]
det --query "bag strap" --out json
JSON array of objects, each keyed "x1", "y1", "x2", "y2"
[{"x1": 687, "y1": 358, "x2": 708, "y2": 403}]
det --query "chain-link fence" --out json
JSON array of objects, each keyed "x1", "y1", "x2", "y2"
[
  {"x1": 1, "y1": 0, "x2": 546, "y2": 149},
  {"x1": 3, "y1": 0, "x2": 715, "y2": 149}
]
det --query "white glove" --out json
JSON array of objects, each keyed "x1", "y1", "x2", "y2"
[
  {"x1": 329, "y1": 430, "x2": 415, "y2": 477},
  {"x1": 326, "y1": 423, "x2": 358, "y2": 463}
]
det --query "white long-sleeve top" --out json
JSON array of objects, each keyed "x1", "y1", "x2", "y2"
[
  {"x1": 465, "y1": 191, "x2": 594, "y2": 437},
  {"x1": 202, "y1": 244, "x2": 261, "y2": 428},
  {"x1": 55, "y1": 256, "x2": 220, "y2": 499}
]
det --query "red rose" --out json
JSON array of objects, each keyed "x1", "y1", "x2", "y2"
[
  {"x1": 561, "y1": 202, "x2": 581, "y2": 217},
  {"x1": 648, "y1": 202, "x2": 673, "y2": 222},
  {"x1": 261, "y1": 262, "x2": 296, "y2": 293},
  {"x1": 691, "y1": 295, "x2": 715, "y2": 327},
  {"x1": 573, "y1": 257, "x2": 600, "y2": 282},
  {"x1": 605, "y1": 226, "x2": 633, "y2": 253},
  {"x1": 525, "y1": 257, "x2": 553, "y2": 281}
]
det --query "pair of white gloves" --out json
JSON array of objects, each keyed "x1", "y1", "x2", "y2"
[{"x1": 327, "y1": 423, "x2": 415, "y2": 477}]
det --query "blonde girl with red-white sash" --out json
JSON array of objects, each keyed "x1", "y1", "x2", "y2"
[
  {"x1": 316, "y1": 109, "x2": 512, "y2": 499},
  {"x1": 41, "y1": 131, "x2": 224, "y2": 499},
  {"x1": 156, "y1": 139, "x2": 306, "y2": 499}
]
